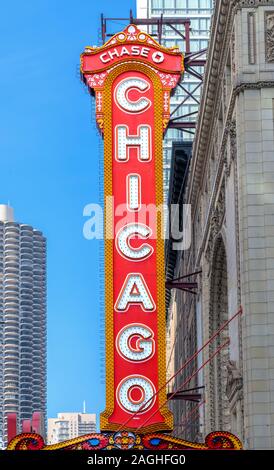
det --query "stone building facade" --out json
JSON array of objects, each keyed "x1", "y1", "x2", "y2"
[{"x1": 166, "y1": 0, "x2": 274, "y2": 449}]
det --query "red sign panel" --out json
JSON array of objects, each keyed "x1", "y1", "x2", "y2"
[
  {"x1": 82, "y1": 43, "x2": 183, "y2": 74},
  {"x1": 81, "y1": 25, "x2": 183, "y2": 433},
  {"x1": 111, "y1": 70, "x2": 163, "y2": 427}
]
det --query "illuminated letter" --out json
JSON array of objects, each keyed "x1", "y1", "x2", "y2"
[
  {"x1": 140, "y1": 47, "x2": 150, "y2": 57},
  {"x1": 120, "y1": 46, "x2": 130, "y2": 56},
  {"x1": 127, "y1": 174, "x2": 141, "y2": 211},
  {"x1": 115, "y1": 273, "x2": 155, "y2": 312},
  {"x1": 116, "y1": 324, "x2": 155, "y2": 362},
  {"x1": 115, "y1": 77, "x2": 151, "y2": 113},
  {"x1": 108, "y1": 48, "x2": 120, "y2": 60},
  {"x1": 116, "y1": 125, "x2": 151, "y2": 162},
  {"x1": 117, "y1": 375, "x2": 155, "y2": 413},
  {"x1": 131, "y1": 46, "x2": 140, "y2": 56},
  {"x1": 116, "y1": 223, "x2": 153, "y2": 261},
  {"x1": 100, "y1": 52, "x2": 110, "y2": 64}
]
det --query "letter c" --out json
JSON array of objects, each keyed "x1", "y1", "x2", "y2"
[
  {"x1": 116, "y1": 223, "x2": 153, "y2": 261},
  {"x1": 115, "y1": 77, "x2": 151, "y2": 113},
  {"x1": 100, "y1": 52, "x2": 110, "y2": 63}
]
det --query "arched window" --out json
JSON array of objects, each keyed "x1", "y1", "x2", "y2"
[{"x1": 208, "y1": 235, "x2": 230, "y2": 431}]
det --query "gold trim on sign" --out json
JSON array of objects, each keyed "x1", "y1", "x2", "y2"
[
  {"x1": 100, "y1": 62, "x2": 173, "y2": 434},
  {"x1": 82, "y1": 25, "x2": 182, "y2": 55}
]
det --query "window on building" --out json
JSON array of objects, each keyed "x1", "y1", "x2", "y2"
[
  {"x1": 175, "y1": 39, "x2": 184, "y2": 50},
  {"x1": 152, "y1": 0, "x2": 213, "y2": 13},
  {"x1": 151, "y1": 0, "x2": 163, "y2": 12},
  {"x1": 163, "y1": 38, "x2": 177, "y2": 48},
  {"x1": 190, "y1": 0, "x2": 199, "y2": 9},
  {"x1": 177, "y1": 0, "x2": 187, "y2": 9},
  {"x1": 174, "y1": 0, "x2": 212, "y2": 13},
  {"x1": 164, "y1": 0, "x2": 175, "y2": 9},
  {"x1": 190, "y1": 39, "x2": 200, "y2": 52},
  {"x1": 200, "y1": 39, "x2": 208, "y2": 49},
  {"x1": 200, "y1": 0, "x2": 212, "y2": 8}
]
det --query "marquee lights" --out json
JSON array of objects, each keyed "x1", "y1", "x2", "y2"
[
  {"x1": 81, "y1": 24, "x2": 183, "y2": 433},
  {"x1": 117, "y1": 375, "x2": 156, "y2": 414},
  {"x1": 127, "y1": 174, "x2": 141, "y2": 211},
  {"x1": 116, "y1": 224, "x2": 153, "y2": 261},
  {"x1": 116, "y1": 124, "x2": 151, "y2": 162},
  {"x1": 115, "y1": 274, "x2": 156, "y2": 312},
  {"x1": 115, "y1": 78, "x2": 151, "y2": 113},
  {"x1": 99, "y1": 47, "x2": 165, "y2": 65},
  {"x1": 116, "y1": 324, "x2": 155, "y2": 362}
]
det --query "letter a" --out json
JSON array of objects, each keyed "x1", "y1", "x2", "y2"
[{"x1": 115, "y1": 274, "x2": 155, "y2": 312}]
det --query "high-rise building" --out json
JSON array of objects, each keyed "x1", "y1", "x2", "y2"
[
  {"x1": 47, "y1": 412, "x2": 96, "y2": 444},
  {"x1": 166, "y1": 0, "x2": 274, "y2": 449},
  {"x1": 136, "y1": 0, "x2": 213, "y2": 202},
  {"x1": 0, "y1": 205, "x2": 46, "y2": 447},
  {"x1": 136, "y1": 0, "x2": 213, "y2": 200}
]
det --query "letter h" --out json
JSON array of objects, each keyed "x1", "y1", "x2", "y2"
[{"x1": 115, "y1": 125, "x2": 151, "y2": 162}]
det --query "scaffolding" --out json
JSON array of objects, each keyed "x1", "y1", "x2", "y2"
[{"x1": 100, "y1": 10, "x2": 207, "y2": 135}]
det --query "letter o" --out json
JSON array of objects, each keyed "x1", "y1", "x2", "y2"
[{"x1": 117, "y1": 375, "x2": 156, "y2": 413}]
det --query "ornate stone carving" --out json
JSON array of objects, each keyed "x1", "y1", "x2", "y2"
[
  {"x1": 212, "y1": 182, "x2": 226, "y2": 236},
  {"x1": 205, "y1": 233, "x2": 213, "y2": 264},
  {"x1": 208, "y1": 235, "x2": 231, "y2": 431},
  {"x1": 230, "y1": 119, "x2": 237, "y2": 160},
  {"x1": 223, "y1": 77, "x2": 227, "y2": 115},
  {"x1": 223, "y1": 149, "x2": 229, "y2": 177},
  {"x1": 229, "y1": 119, "x2": 236, "y2": 139},
  {"x1": 226, "y1": 361, "x2": 243, "y2": 404},
  {"x1": 231, "y1": 29, "x2": 236, "y2": 76},
  {"x1": 225, "y1": 119, "x2": 237, "y2": 176},
  {"x1": 205, "y1": 182, "x2": 226, "y2": 265},
  {"x1": 266, "y1": 12, "x2": 274, "y2": 63},
  {"x1": 234, "y1": 0, "x2": 274, "y2": 9}
]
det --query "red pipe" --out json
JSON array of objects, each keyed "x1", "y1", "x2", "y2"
[{"x1": 115, "y1": 307, "x2": 242, "y2": 431}]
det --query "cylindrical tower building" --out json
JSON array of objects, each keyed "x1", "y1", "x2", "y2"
[{"x1": 0, "y1": 205, "x2": 46, "y2": 447}]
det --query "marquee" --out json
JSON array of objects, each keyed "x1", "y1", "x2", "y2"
[
  {"x1": 81, "y1": 24, "x2": 183, "y2": 433},
  {"x1": 5, "y1": 23, "x2": 243, "y2": 452}
]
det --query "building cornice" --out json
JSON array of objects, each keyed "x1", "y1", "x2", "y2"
[
  {"x1": 195, "y1": 79, "x2": 274, "y2": 269},
  {"x1": 234, "y1": 0, "x2": 274, "y2": 9},
  {"x1": 187, "y1": 0, "x2": 232, "y2": 209}
]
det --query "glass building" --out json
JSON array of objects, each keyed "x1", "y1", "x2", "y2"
[
  {"x1": 0, "y1": 205, "x2": 46, "y2": 447},
  {"x1": 136, "y1": 0, "x2": 213, "y2": 201}
]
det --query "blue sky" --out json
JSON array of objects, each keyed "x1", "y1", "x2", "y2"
[{"x1": 0, "y1": 0, "x2": 134, "y2": 422}]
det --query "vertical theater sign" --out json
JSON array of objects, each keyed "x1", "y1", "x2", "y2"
[
  {"x1": 81, "y1": 24, "x2": 183, "y2": 434},
  {"x1": 6, "y1": 25, "x2": 242, "y2": 451}
]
